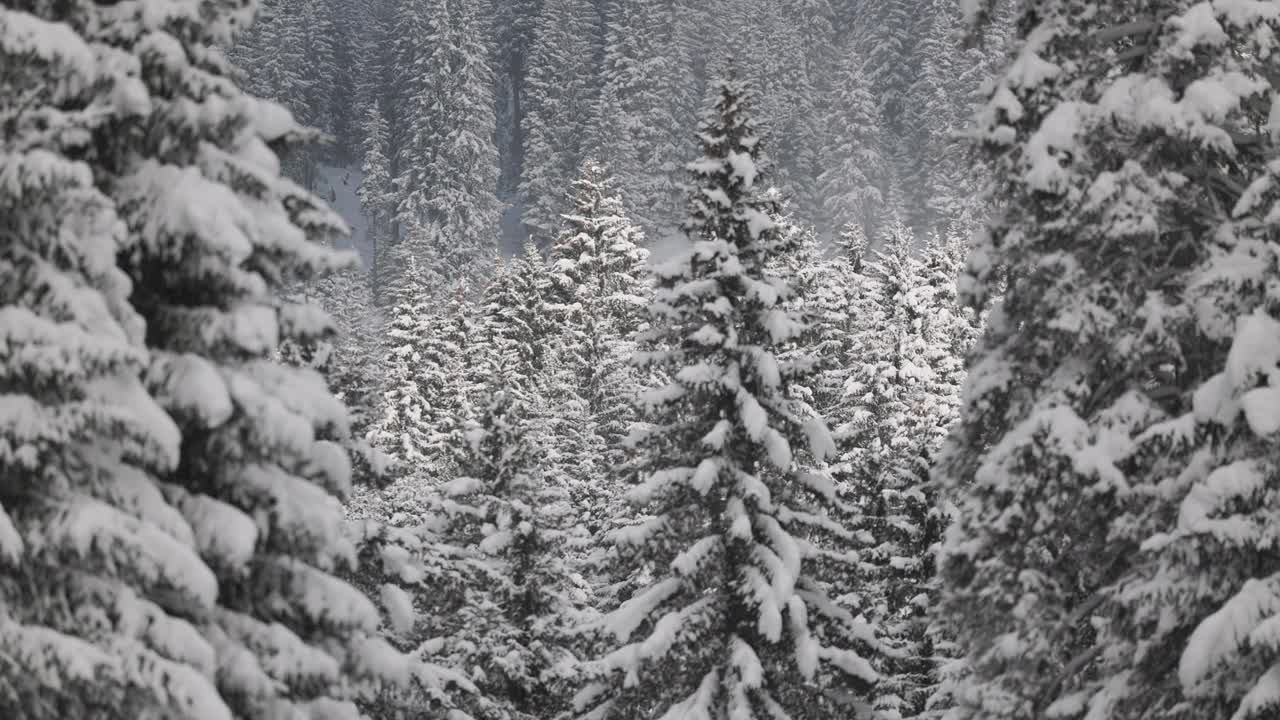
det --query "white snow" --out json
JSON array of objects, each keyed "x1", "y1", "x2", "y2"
[
  {"x1": 737, "y1": 390, "x2": 768, "y2": 440},
  {"x1": 381, "y1": 583, "x2": 417, "y2": 635},
  {"x1": 691, "y1": 458, "x2": 722, "y2": 494},
  {"x1": 671, "y1": 535, "x2": 719, "y2": 577},
  {"x1": 1179, "y1": 576, "x2": 1280, "y2": 690},
  {"x1": 763, "y1": 428, "x2": 793, "y2": 470},
  {"x1": 727, "y1": 150, "x2": 757, "y2": 190},
  {"x1": 1232, "y1": 663, "x2": 1280, "y2": 720},
  {"x1": 0, "y1": 504, "x2": 23, "y2": 564},
  {"x1": 1241, "y1": 386, "x2": 1280, "y2": 436},
  {"x1": 605, "y1": 577, "x2": 682, "y2": 642}
]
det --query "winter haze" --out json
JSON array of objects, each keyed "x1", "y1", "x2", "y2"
[{"x1": 3, "y1": 1, "x2": 1279, "y2": 720}]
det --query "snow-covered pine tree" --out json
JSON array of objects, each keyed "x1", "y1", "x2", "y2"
[
  {"x1": 853, "y1": 0, "x2": 917, "y2": 202},
  {"x1": 839, "y1": 218, "x2": 971, "y2": 720},
  {"x1": 817, "y1": 35, "x2": 885, "y2": 243},
  {"x1": 492, "y1": 0, "x2": 544, "y2": 218},
  {"x1": 791, "y1": 0, "x2": 841, "y2": 228},
  {"x1": 573, "y1": 76, "x2": 880, "y2": 720},
  {"x1": 477, "y1": 242, "x2": 556, "y2": 396},
  {"x1": 283, "y1": 265, "x2": 389, "y2": 485},
  {"x1": 903, "y1": 0, "x2": 991, "y2": 234},
  {"x1": 413, "y1": 290, "x2": 477, "y2": 474},
  {"x1": 1, "y1": 1, "x2": 409, "y2": 716},
  {"x1": 297, "y1": 0, "x2": 337, "y2": 136},
  {"x1": 804, "y1": 224, "x2": 875, "y2": 425},
  {"x1": 322, "y1": 0, "x2": 360, "y2": 160},
  {"x1": 546, "y1": 162, "x2": 651, "y2": 418},
  {"x1": 395, "y1": 0, "x2": 501, "y2": 273},
  {"x1": 369, "y1": 256, "x2": 438, "y2": 475},
  {"x1": 594, "y1": 0, "x2": 696, "y2": 239},
  {"x1": 520, "y1": 0, "x2": 603, "y2": 243},
  {"x1": 358, "y1": 105, "x2": 396, "y2": 299},
  {"x1": 436, "y1": 388, "x2": 581, "y2": 719},
  {"x1": 935, "y1": 1, "x2": 1280, "y2": 718},
  {"x1": 543, "y1": 161, "x2": 653, "y2": 539},
  {"x1": 231, "y1": 0, "x2": 314, "y2": 184}
]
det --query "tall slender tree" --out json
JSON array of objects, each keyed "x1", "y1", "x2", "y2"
[
  {"x1": 573, "y1": 77, "x2": 881, "y2": 720},
  {"x1": 0, "y1": 1, "x2": 409, "y2": 716},
  {"x1": 935, "y1": 2, "x2": 1280, "y2": 719},
  {"x1": 520, "y1": 0, "x2": 603, "y2": 243},
  {"x1": 396, "y1": 0, "x2": 501, "y2": 276}
]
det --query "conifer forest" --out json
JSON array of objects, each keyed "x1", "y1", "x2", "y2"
[{"x1": 9, "y1": 0, "x2": 1280, "y2": 718}]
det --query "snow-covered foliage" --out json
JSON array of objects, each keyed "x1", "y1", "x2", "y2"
[
  {"x1": 546, "y1": 163, "x2": 652, "y2": 452},
  {"x1": 574, "y1": 78, "x2": 882, "y2": 720},
  {"x1": 816, "y1": 36, "x2": 885, "y2": 242},
  {"x1": 520, "y1": 0, "x2": 602, "y2": 243},
  {"x1": 394, "y1": 0, "x2": 500, "y2": 280},
  {"x1": 357, "y1": 105, "x2": 396, "y2": 296},
  {"x1": 0, "y1": 1, "x2": 410, "y2": 717},
  {"x1": 936, "y1": 2, "x2": 1280, "y2": 719}
]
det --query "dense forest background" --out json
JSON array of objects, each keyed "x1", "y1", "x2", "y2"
[
  {"x1": 218, "y1": 2, "x2": 1015, "y2": 717},
  {"x1": 17, "y1": 0, "x2": 1280, "y2": 719},
  {"x1": 229, "y1": 0, "x2": 1012, "y2": 274}
]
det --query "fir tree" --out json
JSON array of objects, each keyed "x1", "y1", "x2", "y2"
[
  {"x1": 358, "y1": 105, "x2": 396, "y2": 299},
  {"x1": 594, "y1": 0, "x2": 696, "y2": 239},
  {"x1": 369, "y1": 255, "x2": 444, "y2": 474},
  {"x1": 436, "y1": 389, "x2": 580, "y2": 720},
  {"x1": 573, "y1": 77, "x2": 880, "y2": 720},
  {"x1": 544, "y1": 162, "x2": 653, "y2": 535},
  {"x1": 935, "y1": 1, "x2": 1280, "y2": 718},
  {"x1": 520, "y1": 0, "x2": 603, "y2": 243},
  {"x1": 477, "y1": 243, "x2": 556, "y2": 394},
  {"x1": 817, "y1": 36, "x2": 885, "y2": 243},
  {"x1": 396, "y1": 0, "x2": 501, "y2": 275},
  {"x1": 854, "y1": 0, "x2": 917, "y2": 194},
  {"x1": 0, "y1": 1, "x2": 410, "y2": 716}
]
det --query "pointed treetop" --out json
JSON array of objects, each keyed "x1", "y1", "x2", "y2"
[
  {"x1": 835, "y1": 222, "x2": 871, "y2": 271},
  {"x1": 683, "y1": 76, "x2": 779, "y2": 253}
]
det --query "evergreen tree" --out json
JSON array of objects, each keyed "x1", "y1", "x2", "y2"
[
  {"x1": 396, "y1": 0, "x2": 501, "y2": 274},
  {"x1": 840, "y1": 218, "x2": 968, "y2": 719},
  {"x1": 935, "y1": 1, "x2": 1280, "y2": 718},
  {"x1": 544, "y1": 162, "x2": 653, "y2": 532},
  {"x1": 476, "y1": 244, "x2": 556, "y2": 398},
  {"x1": 369, "y1": 260, "x2": 438, "y2": 476},
  {"x1": 492, "y1": 0, "x2": 544, "y2": 219},
  {"x1": 573, "y1": 77, "x2": 880, "y2": 720},
  {"x1": 283, "y1": 266, "x2": 390, "y2": 484},
  {"x1": 297, "y1": 0, "x2": 338, "y2": 135},
  {"x1": 520, "y1": 0, "x2": 603, "y2": 243},
  {"x1": 435, "y1": 389, "x2": 580, "y2": 720},
  {"x1": 358, "y1": 105, "x2": 396, "y2": 299},
  {"x1": 0, "y1": 1, "x2": 410, "y2": 716},
  {"x1": 323, "y1": 0, "x2": 360, "y2": 159},
  {"x1": 817, "y1": 36, "x2": 885, "y2": 243},
  {"x1": 353, "y1": 0, "x2": 400, "y2": 121},
  {"x1": 854, "y1": 0, "x2": 917, "y2": 196},
  {"x1": 594, "y1": 0, "x2": 697, "y2": 239}
]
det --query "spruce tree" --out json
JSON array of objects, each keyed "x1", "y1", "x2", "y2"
[
  {"x1": 573, "y1": 77, "x2": 880, "y2": 720},
  {"x1": 396, "y1": 0, "x2": 501, "y2": 274},
  {"x1": 935, "y1": 1, "x2": 1280, "y2": 718},
  {"x1": 520, "y1": 0, "x2": 603, "y2": 243},
  {"x1": 854, "y1": 0, "x2": 917, "y2": 197},
  {"x1": 358, "y1": 105, "x2": 396, "y2": 300},
  {"x1": 477, "y1": 243, "x2": 556, "y2": 395},
  {"x1": 594, "y1": 0, "x2": 696, "y2": 238},
  {"x1": 544, "y1": 162, "x2": 653, "y2": 534},
  {"x1": 369, "y1": 257, "x2": 437, "y2": 474},
  {"x1": 817, "y1": 36, "x2": 885, "y2": 243},
  {"x1": 0, "y1": 1, "x2": 409, "y2": 716}
]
